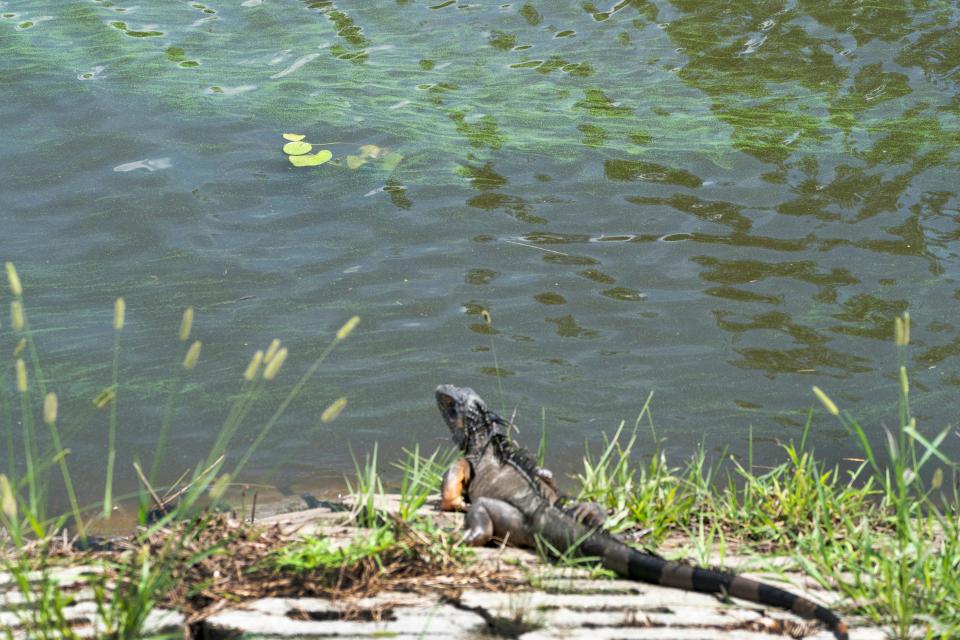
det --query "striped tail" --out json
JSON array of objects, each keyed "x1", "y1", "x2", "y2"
[{"x1": 537, "y1": 508, "x2": 849, "y2": 640}]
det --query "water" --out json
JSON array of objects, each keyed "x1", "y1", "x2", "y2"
[{"x1": 1, "y1": 1, "x2": 958, "y2": 502}]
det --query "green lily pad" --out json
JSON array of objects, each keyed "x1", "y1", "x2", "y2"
[
  {"x1": 282, "y1": 133, "x2": 306, "y2": 141},
  {"x1": 283, "y1": 141, "x2": 313, "y2": 155},
  {"x1": 381, "y1": 152, "x2": 403, "y2": 170},
  {"x1": 288, "y1": 149, "x2": 333, "y2": 167},
  {"x1": 346, "y1": 155, "x2": 367, "y2": 169}
]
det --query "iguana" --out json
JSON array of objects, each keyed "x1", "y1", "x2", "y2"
[{"x1": 435, "y1": 384, "x2": 848, "y2": 640}]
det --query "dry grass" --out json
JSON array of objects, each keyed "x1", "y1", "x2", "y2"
[{"x1": 35, "y1": 512, "x2": 523, "y2": 626}]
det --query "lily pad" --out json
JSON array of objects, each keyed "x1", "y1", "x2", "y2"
[
  {"x1": 381, "y1": 152, "x2": 403, "y2": 170},
  {"x1": 288, "y1": 149, "x2": 333, "y2": 167},
  {"x1": 346, "y1": 155, "x2": 367, "y2": 169},
  {"x1": 358, "y1": 144, "x2": 382, "y2": 158},
  {"x1": 283, "y1": 141, "x2": 313, "y2": 155},
  {"x1": 282, "y1": 133, "x2": 306, "y2": 141}
]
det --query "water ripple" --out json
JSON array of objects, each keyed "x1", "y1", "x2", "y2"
[{"x1": 269, "y1": 53, "x2": 320, "y2": 79}]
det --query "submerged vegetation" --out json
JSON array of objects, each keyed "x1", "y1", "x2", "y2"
[{"x1": 1, "y1": 266, "x2": 958, "y2": 638}]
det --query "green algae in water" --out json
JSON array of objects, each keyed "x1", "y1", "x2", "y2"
[
  {"x1": 575, "y1": 89, "x2": 632, "y2": 118},
  {"x1": 488, "y1": 30, "x2": 516, "y2": 51},
  {"x1": 534, "y1": 293, "x2": 567, "y2": 305},
  {"x1": 603, "y1": 159, "x2": 702, "y2": 188},
  {"x1": 165, "y1": 46, "x2": 185, "y2": 61},
  {"x1": 578, "y1": 124, "x2": 608, "y2": 147},
  {"x1": 110, "y1": 20, "x2": 162, "y2": 37},
  {"x1": 519, "y1": 4, "x2": 542, "y2": 25},
  {"x1": 601, "y1": 288, "x2": 647, "y2": 302}
]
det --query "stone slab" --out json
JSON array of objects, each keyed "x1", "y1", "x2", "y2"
[
  {"x1": 0, "y1": 563, "x2": 183, "y2": 639},
  {"x1": 205, "y1": 595, "x2": 487, "y2": 637}
]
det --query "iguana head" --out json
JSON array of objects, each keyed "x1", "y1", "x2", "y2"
[{"x1": 435, "y1": 384, "x2": 505, "y2": 452}]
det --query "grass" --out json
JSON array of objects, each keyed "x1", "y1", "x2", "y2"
[
  {"x1": 393, "y1": 444, "x2": 457, "y2": 522},
  {"x1": 0, "y1": 263, "x2": 360, "y2": 638}
]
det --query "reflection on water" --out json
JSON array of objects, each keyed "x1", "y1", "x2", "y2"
[{"x1": 1, "y1": 1, "x2": 958, "y2": 502}]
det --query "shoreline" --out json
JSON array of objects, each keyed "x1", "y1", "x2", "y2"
[{"x1": 3, "y1": 493, "x2": 885, "y2": 639}]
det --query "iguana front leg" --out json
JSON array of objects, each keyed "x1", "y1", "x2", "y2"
[
  {"x1": 440, "y1": 458, "x2": 472, "y2": 512},
  {"x1": 463, "y1": 497, "x2": 535, "y2": 547},
  {"x1": 535, "y1": 467, "x2": 559, "y2": 492}
]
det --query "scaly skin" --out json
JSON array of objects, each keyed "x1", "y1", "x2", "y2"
[{"x1": 435, "y1": 384, "x2": 848, "y2": 640}]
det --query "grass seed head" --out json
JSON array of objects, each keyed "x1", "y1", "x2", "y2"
[
  {"x1": 114, "y1": 297, "x2": 126, "y2": 331},
  {"x1": 10, "y1": 300, "x2": 24, "y2": 332},
  {"x1": 0, "y1": 474, "x2": 15, "y2": 521},
  {"x1": 44, "y1": 392, "x2": 58, "y2": 424},
  {"x1": 183, "y1": 340, "x2": 202, "y2": 370},
  {"x1": 812, "y1": 386, "x2": 839, "y2": 416},
  {"x1": 894, "y1": 317, "x2": 904, "y2": 346},
  {"x1": 336, "y1": 315, "x2": 360, "y2": 340},
  {"x1": 902, "y1": 311, "x2": 910, "y2": 345},
  {"x1": 5, "y1": 262, "x2": 22, "y2": 296},
  {"x1": 244, "y1": 350, "x2": 264, "y2": 381},
  {"x1": 15, "y1": 359, "x2": 27, "y2": 392},
  {"x1": 13, "y1": 338, "x2": 25, "y2": 358},
  {"x1": 264, "y1": 338, "x2": 281, "y2": 363},
  {"x1": 93, "y1": 388, "x2": 115, "y2": 409},
  {"x1": 179, "y1": 307, "x2": 194, "y2": 341},
  {"x1": 263, "y1": 347, "x2": 288, "y2": 380},
  {"x1": 321, "y1": 396, "x2": 348, "y2": 423}
]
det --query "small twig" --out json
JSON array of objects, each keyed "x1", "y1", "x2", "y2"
[
  {"x1": 501, "y1": 239, "x2": 570, "y2": 256},
  {"x1": 162, "y1": 455, "x2": 225, "y2": 505},
  {"x1": 161, "y1": 468, "x2": 192, "y2": 502},
  {"x1": 133, "y1": 461, "x2": 166, "y2": 512},
  {"x1": 251, "y1": 491, "x2": 258, "y2": 524}
]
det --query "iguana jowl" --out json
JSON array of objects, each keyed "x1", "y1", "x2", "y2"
[{"x1": 436, "y1": 384, "x2": 848, "y2": 640}]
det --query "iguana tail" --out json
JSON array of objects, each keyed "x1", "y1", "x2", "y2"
[{"x1": 537, "y1": 508, "x2": 849, "y2": 640}]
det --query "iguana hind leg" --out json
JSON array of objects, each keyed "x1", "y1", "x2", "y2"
[
  {"x1": 567, "y1": 501, "x2": 607, "y2": 528},
  {"x1": 463, "y1": 497, "x2": 535, "y2": 547}
]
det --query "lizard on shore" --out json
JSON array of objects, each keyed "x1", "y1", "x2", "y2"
[{"x1": 435, "y1": 384, "x2": 849, "y2": 640}]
